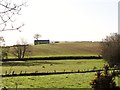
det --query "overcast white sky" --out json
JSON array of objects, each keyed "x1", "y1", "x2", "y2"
[{"x1": 0, "y1": 0, "x2": 119, "y2": 45}]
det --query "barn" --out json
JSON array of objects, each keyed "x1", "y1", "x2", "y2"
[{"x1": 34, "y1": 40, "x2": 50, "y2": 45}]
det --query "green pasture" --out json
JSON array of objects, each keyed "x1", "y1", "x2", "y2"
[
  {"x1": 2, "y1": 73, "x2": 95, "y2": 88},
  {"x1": 1, "y1": 42, "x2": 105, "y2": 88},
  {"x1": 2, "y1": 72, "x2": 119, "y2": 88},
  {"x1": 2, "y1": 59, "x2": 106, "y2": 74},
  {"x1": 2, "y1": 59, "x2": 106, "y2": 88},
  {"x1": 2, "y1": 42, "x2": 120, "y2": 88}
]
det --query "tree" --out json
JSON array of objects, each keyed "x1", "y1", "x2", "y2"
[
  {"x1": 101, "y1": 33, "x2": 120, "y2": 67},
  {"x1": 34, "y1": 34, "x2": 41, "y2": 40},
  {"x1": 0, "y1": 0, "x2": 26, "y2": 32},
  {"x1": 0, "y1": 0, "x2": 27, "y2": 60},
  {"x1": 12, "y1": 39, "x2": 31, "y2": 59}
]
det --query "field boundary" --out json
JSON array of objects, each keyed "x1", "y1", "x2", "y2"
[
  {"x1": 2, "y1": 69, "x2": 104, "y2": 77},
  {"x1": 2, "y1": 68, "x2": 120, "y2": 77},
  {"x1": 2, "y1": 56, "x2": 102, "y2": 61}
]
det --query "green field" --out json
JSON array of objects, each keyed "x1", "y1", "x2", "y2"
[
  {"x1": 2, "y1": 70, "x2": 120, "y2": 88},
  {"x1": 2, "y1": 59, "x2": 105, "y2": 74},
  {"x1": 2, "y1": 59, "x2": 107, "y2": 88},
  {"x1": 2, "y1": 73, "x2": 95, "y2": 88},
  {"x1": 2, "y1": 42, "x2": 108, "y2": 88},
  {"x1": 8, "y1": 42, "x2": 101, "y2": 58}
]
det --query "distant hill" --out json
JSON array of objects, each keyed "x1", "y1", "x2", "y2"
[{"x1": 29, "y1": 42, "x2": 101, "y2": 57}]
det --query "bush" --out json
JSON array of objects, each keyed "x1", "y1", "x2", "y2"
[
  {"x1": 101, "y1": 33, "x2": 120, "y2": 67},
  {"x1": 90, "y1": 65, "x2": 120, "y2": 90}
]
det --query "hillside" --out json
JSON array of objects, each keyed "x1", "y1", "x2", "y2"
[{"x1": 30, "y1": 42, "x2": 101, "y2": 57}]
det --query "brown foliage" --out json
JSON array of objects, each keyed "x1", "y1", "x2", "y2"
[{"x1": 101, "y1": 33, "x2": 120, "y2": 67}]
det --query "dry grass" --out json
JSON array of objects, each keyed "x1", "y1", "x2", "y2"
[{"x1": 30, "y1": 42, "x2": 101, "y2": 57}]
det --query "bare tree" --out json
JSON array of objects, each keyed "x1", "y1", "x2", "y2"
[
  {"x1": 101, "y1": 33, "x2": 120, "y2": 67},
  {"x1": 12, "y1": 39, "x2": 31, "y2": 59},
  {"x1": 0, "y1": 0, "x2": 27, "y2": 32},
  {"x1": 34, "y1": 34, "x2": 41, "y2": 40}
]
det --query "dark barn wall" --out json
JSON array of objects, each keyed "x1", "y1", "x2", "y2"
[{"x1": 34, "y1": 40, "x2": 50, "y2": 45}]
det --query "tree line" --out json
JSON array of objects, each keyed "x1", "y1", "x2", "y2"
[{"x1": 1, "y1": 39, "x2": 31, "y2": 60}]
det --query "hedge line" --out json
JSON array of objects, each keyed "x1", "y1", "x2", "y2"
[
  {"x1": 2, "y1": 69, "x2": 104, "y2": 77},
  {"x1": 2, "y1": 56, "x2": 102, "y2": 61},
  {"x1": 2, "y1": 69, "x2": 120, "y2": 77}
]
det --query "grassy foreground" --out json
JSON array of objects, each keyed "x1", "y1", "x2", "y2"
[
  {"x1": 2, "y1": 73, "x2": 95, "y2": 88},
  {"x1": 2, "y1": 73, "x2": 120, "y2": 88},
  {"x1": 2, "y1": 71, "x2": 120, "y2": 88},
  {"x1": 2, "y1": 59, "x2": 107, "y2": 88}
]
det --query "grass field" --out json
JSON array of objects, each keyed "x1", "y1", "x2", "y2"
[
  {"x1": 2, "y1": 73, "x2": 95, "y2": 88},
  {"x1": 8, "y1": 42, "x2": 101, "y2": 58},
  {"x1": 2, "y1": 72, "x2": 120, "y2": 88},
  {"x1": 2, "y1": 59, "x2": 107, "y2": 88},
  {"x1": 2, "y1": 42, "x2": 107, "y2": 88},
  {"x1": 31, "y1": 42, "x2": 101, "y2": 56},
  {"x1": 2, "y1": 59, "x2": 106, "y2": 74}
]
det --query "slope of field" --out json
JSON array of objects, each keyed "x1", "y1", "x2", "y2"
[{"x1": 30, "y1": 42, "x2": 101, "y2": 57}]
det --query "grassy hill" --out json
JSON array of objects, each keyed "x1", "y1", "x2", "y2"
[{"x1": 29, "y1": 42, "x2": 101, "y2": 57}]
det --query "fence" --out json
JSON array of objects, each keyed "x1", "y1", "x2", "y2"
[{"x1": 2, "y1": 68, "x2": 105, "y2": 77}]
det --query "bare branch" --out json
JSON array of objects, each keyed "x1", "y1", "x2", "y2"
[
  {"x1": 11, "y1": 39, "x2": 31, "y2": 59},
  {"x1": 0, "y1": 0, "x2": 27, "y2": 31}
]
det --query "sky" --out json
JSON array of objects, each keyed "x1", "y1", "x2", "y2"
[{"x1": 0, "y1": 0, "x2": 119, "y2": 45}]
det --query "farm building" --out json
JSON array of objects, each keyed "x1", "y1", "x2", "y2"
[{"x1": 34, "y1": 40, "x2": 50, "y2": 45}]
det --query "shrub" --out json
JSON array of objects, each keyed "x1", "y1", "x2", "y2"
[
  {"x1": 101, "y1": 33, "x2": 120, "y2": 67},
  {"x1": 90, "y1": 65, "x2": 120, "y2": 90}
]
